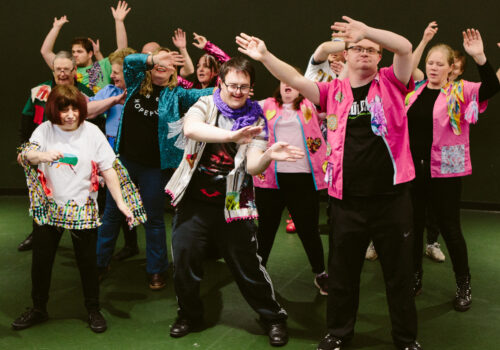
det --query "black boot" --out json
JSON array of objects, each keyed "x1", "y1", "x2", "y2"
[
  {"x1": 18, "y1": 233, "x2": 34, "y2": 251},
  {"x1": 413, "y1": 270, "x2": 423, "y2": 296},
  {"x1": 453, "y1": 274, "x2": 471, "y2": 312}
]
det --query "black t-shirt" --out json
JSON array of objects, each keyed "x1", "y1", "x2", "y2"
[
  {"x1": 407, "y1": 86, "x2": 440, "y2": 162},
  {"x1": 342, "y1": 82, "x2": 397, "y2": 196},
  {"x1": 120, "y1": 85, "x2": 162, "y2": 167},
  {"x1": 185, "y1": 113, "x2": 238, "y2": 205}
]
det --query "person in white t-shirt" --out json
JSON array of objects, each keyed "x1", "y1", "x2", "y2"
[{"x1": 12, "y1": 85, "x2": 138, "y2": 334}]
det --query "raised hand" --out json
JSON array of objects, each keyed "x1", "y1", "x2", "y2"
[
  {"x1": 422, "y1": 21, "x2": 438, "y2": 43},
  {"x1": 172, "y1": 28, "x2": 187, "y2": 49},
  {"x1": 230, "y1": 126, "x2": 263, "y2": 144},
  {"x1": 89, "y1": 38, "x2": 100, "y2": 54},
  {"x1": 155, "y1": 50, "x2": 185, "y2": 68},
  {"x1": 193, "y1": 32, "x2": 208, "y2": 49},
  {"x1": 463, "y1": 28, "x2": 486, "y2": 64},
  {"x1": 331, "y1": 16, "x2": 369, "y2": 43},
  {"x1": 236, "y1": 33, "x2": 268, "y2": 61},
  {"x1": 266, "y1": 142, "x2": 305, "y2": 162},
  {"x1": 111, "y1": 1, "x2": 131, "y2": 21},
  {"x1": 53, "y1": 15, "x2": 69, "y2": 29}
]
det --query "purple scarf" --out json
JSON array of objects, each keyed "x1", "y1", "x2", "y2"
[{"x1": 213, "y1": 89, "x2": 268, "y2": 136}]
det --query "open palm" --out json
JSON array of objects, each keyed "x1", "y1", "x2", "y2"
[
  {"x1": 236, "y1": 33, "x2": 267, "y2": 61},
  {"x1": 463, "y1": 29, "x2": 484, "y2": 57}
]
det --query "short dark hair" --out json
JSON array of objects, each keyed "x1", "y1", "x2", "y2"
[
  {"x1": 453, "y1": 49, "x2": 466, "y2": 72},
  {"x1": 219, "y1": 57, "x2": 255, "y2": 85},
  {"x1": 45, "y1": 85, "x2": 87, "y2": 126},
  {"x1": 71, "y1": 37, "x2": 93, "y2": 53}
]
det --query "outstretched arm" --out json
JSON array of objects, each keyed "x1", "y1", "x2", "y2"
[
  {"x1": 236, "y1": 33, "x2": 320, "y2": 104},
  {"x1": 332, "y1": 16, "x2": 413, "y2": 85},
  {"x1": 172, "y1": 28, "x2": 194, "y2": 77},
  {"x1": 111, "y1": 0, "x2": 131, "y2": 50},
  {"x1": 246, "y1": 142, "x2": 305, "y2": 176},
  {"x1": 193, "y1": 33, "x2": 231, "y2": 63},
  {"x1": 87, "y1": 92, "x2": 126, "y2": 119},
  {"x1": 411, "y1": 21, "x2": 438, "y2": 81},
  {"x1": 40, "y1": 16, "x2": 69, "y2": 70},
  {"x1": 312, "y1": 40, "x2": 345, "y2": 63}
]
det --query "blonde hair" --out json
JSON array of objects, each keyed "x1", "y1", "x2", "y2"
[
  {"x1": 425, "y1": 44, "x2": 454, "y2": 66},
  {"x1": 139, "y1": 47, "x2": 178, "y2": 96},
  {"x1": 109, "y1": 47, "x2": 136, "y2": 65}
]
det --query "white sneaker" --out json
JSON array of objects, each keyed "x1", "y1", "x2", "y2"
[
  {"x1": 425, "y1": 242, "x2": 445, "y2": 262},
  {"x1": 365, "y1": 241, "x2": 378, "y2": 261}
]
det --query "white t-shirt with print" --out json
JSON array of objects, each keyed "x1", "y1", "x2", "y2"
[
  {"x1": 30, "y1": 121, "x2": 116, "y2": 207},
  {"x1": 304, "y1": 54, "x2": 337, "y2": 83}
]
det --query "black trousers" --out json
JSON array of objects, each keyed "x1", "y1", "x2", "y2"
[
  {"x1": 31, "y1": 224, "x2": 100, "y2": 312},
  {"x1": 327, "y1": 189, "x2": 417, "y2": 346},
  {"x1": 254, "y1": 173, "x2": 325, "y2": 273},
  {"x1": 171, "y1": 198, "x2": 287, "y2": 324},
  {"x1": 411, "y1": 160, "x2": 469, "y2": 277}
]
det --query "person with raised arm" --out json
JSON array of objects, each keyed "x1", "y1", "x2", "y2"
[
  {"x1": 40, "y1": 1, "x2": 131, "y2": 93},
  {"x1": 165, "y1": 57, "x2": 304, "y2": 346},
  {"x1": 237, "y1": 16, "x2": 422, "y2": 350},
  {"x1": 171, "y1": 28, "x2": 195, "y2": 78},
  {"x1": 406, "y1": 28, "x2": 500, "y2": 310},
  {"x1": 95, "y1": 49, "x2": 213, "y2": 290}
]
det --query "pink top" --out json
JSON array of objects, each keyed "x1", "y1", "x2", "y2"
[
  {"x1": 253, "y1": 98, "x2": 328, "y2": 190},
  {"x1": 317, "y1": 66, "x2": 415, "y2": 199},
  {"x1": 405, "y1": 79, "x2": 487, "y2": 178}
]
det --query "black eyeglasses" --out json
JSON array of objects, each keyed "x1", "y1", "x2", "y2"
[
  {"x1": 347, "y1": 46, "x2": 380, "y2": 55},
  {"x1": 223, "y1": 81, "x2": 251, "y2": 93}
]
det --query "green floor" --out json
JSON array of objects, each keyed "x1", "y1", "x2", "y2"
[{"x1": 1, "y1": 196, "x2": 499, "y2": 349}]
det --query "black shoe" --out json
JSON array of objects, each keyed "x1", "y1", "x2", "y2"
[
  {"x1": 267, "y1": 322, "x2": 288, "y2": 347},
  {"x1": 88, "y1": 310, "x2": 107, "y2": 333},
  {"x1": 314, "y1": 272, "x2": 329, "y2": 296},
  {"x1": 170, "y1": 317, "x2": 201, "y2": 338},
  {"x1": 453, "y1": 274, "x2": 472, "y2": 312},
  {"x1": 113, "y1": 245, "x2": 139, "y2": 261},
  {"x1": 413, "y1": 270, "x2": 423, "y2": 296},
  {"x1": 317, "y1": 333, "x2": 345, "y2": 350},
  {"x1": 12, "y1": 308, "x2": 48, "y2": 330},
  {"x1": 17, "y1": 233, "x2": 33, "y2": 251},
  {"x1": 397, "y1": 340, "x2": 422, "y2": 350}
]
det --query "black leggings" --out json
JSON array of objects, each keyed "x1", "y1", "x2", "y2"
[
  {"x1": 411, "y1": 161, "x2": 469, "y2": 277},
  {"x1": 31, "y1": 224, "x2": 100, "y2": 312},
  {"x1": 255, "y1": 173, "x2": 325, "y2": 274}
]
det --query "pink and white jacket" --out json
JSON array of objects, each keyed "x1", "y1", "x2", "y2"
[
  {"x1": 253, "y1": 98, "x2": 328, "y2": 190},
  {"x1": 317, "y1": 66, "x2": 415, "y2": 199},
  {"x1": 405, "y1": 79, "x2": 487, "y2": 178}
]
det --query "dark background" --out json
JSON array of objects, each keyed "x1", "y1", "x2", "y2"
[{"x1": 1, "y1": 0, "x2": 499, "y2": 204}]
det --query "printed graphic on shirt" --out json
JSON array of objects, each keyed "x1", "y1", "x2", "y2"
[
  {"x1": 133, "y1": 95, "x2": 159, "y2": 117},
  {"x1": 50, "y1": 153, "x2": 78, "y2": 173},
  {"x1": 349, "y1": 97, "x2": 370, "y2": 119}
]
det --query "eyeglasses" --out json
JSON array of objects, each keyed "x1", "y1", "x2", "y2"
[
  {"x1": 347, "y1": 46, "x2": 380, "y2": 55},
  {"x1": 223, "y1": 81, "x2": 251, "y2": 93},
  {"x1": 54, "y1": 67, "x2": 75, "y2": 74}
]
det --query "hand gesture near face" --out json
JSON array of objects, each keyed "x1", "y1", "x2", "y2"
[
  {"x1": 422, "y1": 21, "x2": 438, "y2": 43},
  {"x1": 331, "y1": 16, "x2": 369, "y2": 43},
  {"x1": 53, "y1": 15, "x2": 69, "y2": 29},
  {"x1": 236, "y1": 33, "x2": 268, "y2": 61},
  {"x1": 154, "y1": 51, "x2": 185, "y2": 68},
  {"x1": 193, "y1": 32, "x2": 208, "y2": 49},
  {"x1": 172, "y1": 28, "x2": 187, "y2": 49},
  {"x1": 111, "y1": 1, "x2": 131, "y2": 22}
]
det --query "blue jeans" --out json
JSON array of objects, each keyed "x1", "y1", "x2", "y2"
[{"x1": 96, "y1": 156, "x2": 170, "y2": 274}]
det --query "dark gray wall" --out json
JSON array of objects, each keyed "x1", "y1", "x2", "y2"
[{"x1": 1, "y1": 0, "x2": 499, "y2": 202}]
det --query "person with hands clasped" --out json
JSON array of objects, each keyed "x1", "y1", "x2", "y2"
[
  {"x1": 165, "y1": 57, "x2": 304, "y2": 347},
  {"x1": 12, "y1": 85, "x2": 145, "y2": 334},
  {"x1": 237, "y1": 15, "x2": 422, "y2": 350},
  {"x1": 407, "y1": 26, "x2": 500, "y2": 310}
]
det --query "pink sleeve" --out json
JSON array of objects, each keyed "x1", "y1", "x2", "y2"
[
  {"x1": 204, "y1": 41, "x2": 231, "y2": 63},
  {"x1": 177, "y1": 76, "x2": 194, "y2": 89},
  {"x1": 316, "y1": 81, "x2": 331, "y2": 113},
  {"x1": 463, "y1": 80, "x2": 488, "y2": 113},
  {"x1": 381, "y1": 65, "x2": 415, "y2": 95}
]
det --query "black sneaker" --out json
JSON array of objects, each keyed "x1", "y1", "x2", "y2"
[
  {"x1": 317, "y1": 333, "x2": 344, "y2": 350},
  {"x1": 12, "y1": 308, "x2": 48, "y2": 330},
  {"x1": 88, "y1": 310, "x2": 107, "y2": 333},
  {"x1": 314, "y1": 273, "x2": 329, "y2": 296},
  {"x1": 453, "y1": 274, "x2": 471, "y2": 312},
  {"x1": 398, "y1": 340, "x2": 422, "y2": 350}
]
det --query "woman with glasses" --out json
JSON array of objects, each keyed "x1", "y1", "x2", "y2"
[
  {"x1": 96, "y1": 48, "x2": 213, "y2": 290},
  {"x1": 252, "y1": 73, "x2": 329, "y2": 296},
  {"x1": 407, "y1": 25, "x2": 500, "y2": 310}
]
